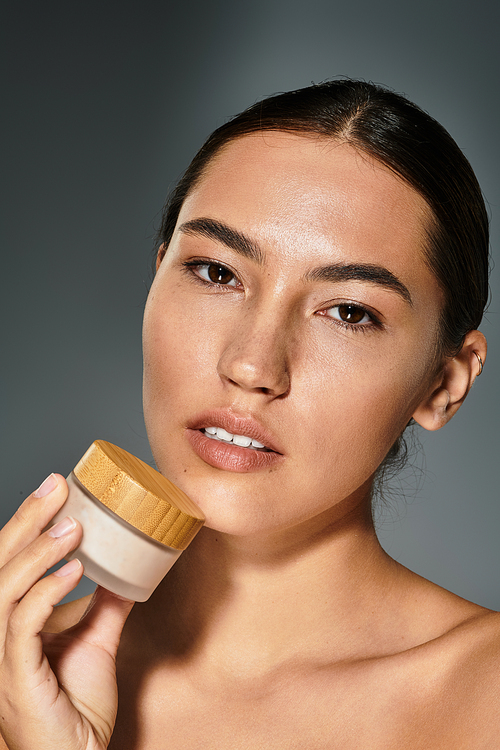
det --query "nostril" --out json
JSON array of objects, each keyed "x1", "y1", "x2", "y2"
[
  {"x1": 216, "y1": 326, "x2": 291, "y2": 397},
  {"x1": 219, "y1": 367, "x2": 290, "y2": 398}
]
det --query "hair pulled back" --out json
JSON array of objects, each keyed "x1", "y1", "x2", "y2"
[{"x1": 156, "y1": 79, "x2": 489, "y2": 358}]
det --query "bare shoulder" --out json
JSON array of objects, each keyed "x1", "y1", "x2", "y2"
[
  {"x1": 406, "y1": 572, "x2": 500, "y2": 695},
  {"x1": 43, "y1": 593, "x2": 95, "y2": 633},
  {"x1": 446, "y1": 608, "x2": 500, "y2": 682},
  {"x1": 415, "y1": 607, "x2": 500, "y2": 740}
]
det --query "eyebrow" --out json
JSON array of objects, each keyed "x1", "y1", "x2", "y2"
[
  {"x1": 178, "y1": 216, "x2": 412, "y2": 305},
  {"x1": 179, "y1": 217, "x2": 264, "y2": 265},
  {"x1": 306, "y1": 263, "x2": 413, "y2": 305}
]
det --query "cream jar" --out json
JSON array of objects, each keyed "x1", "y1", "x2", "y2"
[{"x1": 50, "y1": 440, "x2": 205, "y2": 601}]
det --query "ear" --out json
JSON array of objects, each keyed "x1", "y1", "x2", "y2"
[
  {"x1": 155, "y1": 243, "x2": 168, "y2": 272},
  {"x1": 412, "y1": 330, "x2": 487, "y2": 431}
]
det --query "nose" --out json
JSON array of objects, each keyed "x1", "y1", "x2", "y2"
[{"x1": 217, "y1": 310, "x2": 291, "y2": 398}]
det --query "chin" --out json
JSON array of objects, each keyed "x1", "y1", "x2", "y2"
[
  {"x1": 183, "y1": 490, "x2": 285, "y2": 538},
  {"x1": 180, "y1": 485, "x2": 339, "y2": 541}
]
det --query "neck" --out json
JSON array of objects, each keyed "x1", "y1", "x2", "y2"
[{"x1": 138, "y1": 493, "x2": 402, "y2": 674}]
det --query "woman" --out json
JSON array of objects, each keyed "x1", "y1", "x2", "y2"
[{"x1": 0, "y1": 80, "x2": 497, "y2": 749}]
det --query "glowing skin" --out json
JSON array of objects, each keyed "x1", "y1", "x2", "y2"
[{"x1": 143, "y1": 133, "x2": 444, "y2": 537}]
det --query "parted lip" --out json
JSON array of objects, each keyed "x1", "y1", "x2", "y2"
[{"x1": 186, "y1": 410, "x2": 284, "y2": 455}]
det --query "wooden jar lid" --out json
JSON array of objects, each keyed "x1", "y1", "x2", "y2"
[{"x1": 73, "y1": 440, "x2": 205, "y2": 550}]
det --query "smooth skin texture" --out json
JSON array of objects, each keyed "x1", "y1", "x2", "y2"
[{"x1": 0, "y1": 133, "x2": 495, "y2": 749}]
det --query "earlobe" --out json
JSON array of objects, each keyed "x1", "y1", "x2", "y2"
[
  {"x1": 412, "y1": 330, "x2": 487, "y2": 432},
  {"x1": 412, "y1": 381, "x2": 451, "y2": 432}
]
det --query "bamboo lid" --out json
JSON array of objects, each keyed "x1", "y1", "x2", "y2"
[{"x1": 73, "y1": 440, "x2": 204, "y2": 550}]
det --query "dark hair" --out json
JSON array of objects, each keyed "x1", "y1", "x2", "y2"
[{"x1": 156, "y1": 79, "x2": 489, "y2": 358}]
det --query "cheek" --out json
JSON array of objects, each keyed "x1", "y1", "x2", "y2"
[
  {"x1": 142, "y1": 289, "x2": 221, "y2": 434},
  {"x1": 294, "y1": 342, "x2": 430, "y2": 478}
]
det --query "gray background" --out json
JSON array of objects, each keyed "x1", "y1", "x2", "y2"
[{"x1": 2, "y1": 0, "x2": 499, "y2": 606}]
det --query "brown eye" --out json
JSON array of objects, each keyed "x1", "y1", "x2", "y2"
[
  {"x1": 326, "y1": 304, "x2": 371, "y2": 326},
  {"x1": 195, "y1": 263, "x2": 238, "y2": 286},
  {"x1": 338, "y1": 304, "x2": 366, "y2": 324},
  {"x1": 206, "y1": 264, "x2": 235, "y2": 285}
]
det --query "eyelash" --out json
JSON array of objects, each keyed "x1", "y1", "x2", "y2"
[
  {"x1": 182, "y1": 259, "x2": 241, "y2": 289},
  {"x1": 320, "y1": 304, "x2": 381, "y2": 334},
  {"x1": 182, "y1": 259, "x2": 382, "y2": 333}
]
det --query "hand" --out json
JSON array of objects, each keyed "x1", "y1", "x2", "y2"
[{"x1": 0, "y1": 474, "x2": 134, "y2": 749}]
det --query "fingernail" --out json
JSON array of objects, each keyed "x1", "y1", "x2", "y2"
[
  {"x1": 54, "y1": 558, "x2": 82, "y2": 577},
  {"x1": 48, "y1": 516, "x2": 76, "y2": 538},
  {"x1": 34, "y1": 473, "x2": 58, "y2": 498}
]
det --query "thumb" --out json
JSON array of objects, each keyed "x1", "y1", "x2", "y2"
[{"x1": 69, "y1": 586, "x2": 135, "y2": 653}]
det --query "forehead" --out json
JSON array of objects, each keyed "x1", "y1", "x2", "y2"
[{"x1": 178, "y1": 132, "x2": 434, "y2": 286}]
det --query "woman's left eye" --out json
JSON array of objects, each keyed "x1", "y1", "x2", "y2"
[
  {"x1": 193, "y1": 263, "x2": 239, "y2": 286},
  {"x1": 325, "y1": 304, "x2": 372, "y2": 326}
]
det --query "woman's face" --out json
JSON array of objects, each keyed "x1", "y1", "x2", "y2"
[{"x1": 143, "y1": 133, "x2": 443, "y2": 536}]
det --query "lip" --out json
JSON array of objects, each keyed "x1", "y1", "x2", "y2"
[{"x1": 185, "y1": 410, "x2": 285, "y2": 473}]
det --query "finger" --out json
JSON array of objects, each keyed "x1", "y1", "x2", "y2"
[
  {"x1": 3, "y1": 559, "x2": 83, "y2": 692},
  {"x1": 68, "y1": 586, "x2": 134, "y2": 654},
  {"x1": 0, "y1": 473, "x2": 70, "y2": 567},
  {"x1": 0, "y1": 517, "x2": 82, "y2": 649}
]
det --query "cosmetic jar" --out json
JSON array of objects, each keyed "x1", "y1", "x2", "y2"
[{"x1": 50, "y1": 440, "x2": 205, "y2": 601}]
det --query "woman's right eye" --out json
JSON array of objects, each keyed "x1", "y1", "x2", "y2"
[{"x1": 190, "y1": 262, "x2": 239, "y2": 287}]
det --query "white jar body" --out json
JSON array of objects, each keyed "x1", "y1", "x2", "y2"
[{"x1": 51, "y1": 473, "x2": 182, "y2": 601}]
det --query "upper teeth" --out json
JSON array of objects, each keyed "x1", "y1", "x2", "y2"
[{"x1": 204, "y1": 426, "x2": 266, "y2": 449}]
